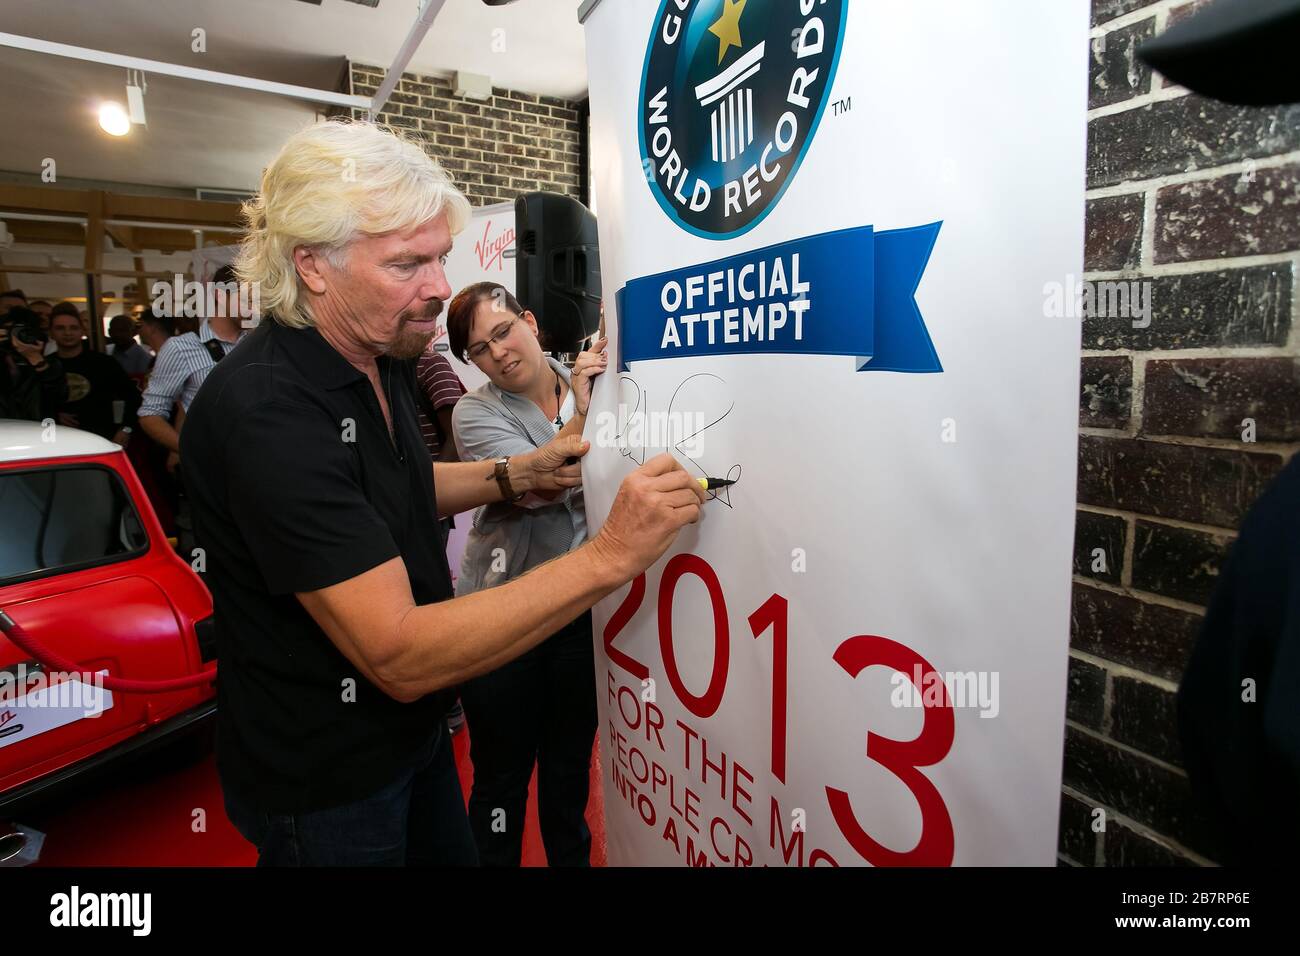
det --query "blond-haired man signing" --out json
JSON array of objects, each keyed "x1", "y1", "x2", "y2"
[{"x1": 181, "y1": 122, "x2": 704, "y2": 866}]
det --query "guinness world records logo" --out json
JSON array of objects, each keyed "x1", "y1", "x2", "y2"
[{"x1": 638, "y1": 0, "x2": 847, "y2": 239}]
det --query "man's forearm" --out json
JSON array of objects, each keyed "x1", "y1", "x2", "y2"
[
  {"x1": 434, "y1": 430, "x2": 586, "y2": 515},
  {"x1": 432, "y1": 454, "x2": 554, "y2": 516},
  {"x1": 139, "y1": 414, "x2": 181, "y2": 452},
  {"x1": 385, "y1": 541, "x2": 624, "y2": 700}
]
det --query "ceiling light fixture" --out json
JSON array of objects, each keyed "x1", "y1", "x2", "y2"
[
  {"x1": 126, "y1": 68, "x2": 147, "y2": 125},
  {"x1": 98, "y1": 101, "x2": 131, "y2": 136}
]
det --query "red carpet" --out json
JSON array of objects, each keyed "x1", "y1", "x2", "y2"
[{"x1": 25, "y1": 727, "x2": 606, "y2": 867}]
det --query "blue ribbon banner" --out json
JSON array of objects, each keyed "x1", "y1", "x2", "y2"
[{"x1": 617, "y1": 222, "x2": 943, "y2": 373}]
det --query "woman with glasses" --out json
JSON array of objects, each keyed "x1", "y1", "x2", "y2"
[{"x1": 446, "y1": 281, "x2": 609, "y2": 866}]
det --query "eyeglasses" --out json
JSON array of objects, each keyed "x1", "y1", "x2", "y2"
[{"x1": 466, "y1": 314, "x2": 521, "y2": 362}]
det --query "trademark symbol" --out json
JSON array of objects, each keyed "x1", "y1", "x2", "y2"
[{"x1": 833, "y1": 96, "x2": 852, "y2": 116}]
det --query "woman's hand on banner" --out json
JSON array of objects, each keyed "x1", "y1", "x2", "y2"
[
  {"x1": 590, "y1": 453, "x2": 706, "y2": 580},
  {"x1": 572, "y1": 336, "x2": 609, "y2": 416}
]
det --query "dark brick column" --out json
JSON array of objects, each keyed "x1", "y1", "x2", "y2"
[{"x1": 1065, "y1": 0, "x2": 1300, "y2": 866}]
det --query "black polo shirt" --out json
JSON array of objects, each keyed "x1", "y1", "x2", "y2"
[{"x1": 180, "y1": 318, "x2": 455, "y2": 813}]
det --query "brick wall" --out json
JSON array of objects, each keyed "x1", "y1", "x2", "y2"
[
  {"x1": 1061, "y1": 0, "x2": 1300, "y2": 866},
  {"x1": 347, "y1": 62, "x2": 585, "y2": 208}
]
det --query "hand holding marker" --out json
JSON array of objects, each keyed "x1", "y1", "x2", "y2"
[{"x1": 697, "y1": 476, "x2": 736, "y2": 492}]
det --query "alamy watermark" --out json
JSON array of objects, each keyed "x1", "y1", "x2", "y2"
[
  {"x1": 50, "y1": 886, "x2": 151, "y2": 936},
  {"x1": 151, "y1": 274, "x2": 261, "y2": 328},
  {"x1": 591, "y1": 407, "x2": 709, "y2": 458},
  {"x1": 0, "y1": 665, "x2": 107, "y2": 719},
  {"x1": 1043, "y1": 275, "x2": 1152, "y2": 329},
  {"x1": 890, "y1": 666, "x2": 1000, "y2": 719}
]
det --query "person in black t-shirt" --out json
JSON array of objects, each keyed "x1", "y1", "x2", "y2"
[
  {"x1": 49, "y1": 310, "x2": 139, "y2": 444},
  {"x1": 181, "y1": 122, "x2": 705, "y2": 867}
]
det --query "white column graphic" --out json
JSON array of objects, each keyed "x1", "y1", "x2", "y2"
[{"x1": 698, "y1": 41, "x2": 766, "y2": 164}]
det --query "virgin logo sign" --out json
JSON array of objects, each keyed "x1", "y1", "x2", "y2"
[{"x1": 475, "y1": 219, "x2": 516, "y2": 272}]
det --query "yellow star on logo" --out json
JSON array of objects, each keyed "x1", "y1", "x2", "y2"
[{"x1": 709, "y1": 0, "x2": 748, "y2": 65}]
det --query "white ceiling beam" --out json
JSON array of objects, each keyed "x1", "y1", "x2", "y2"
[
  {"x1": 368, "y1": 0, "x2": 450, "y2": 119},
  {"x1": 0, "y1": 31, "x2": 370, "y2": 110}
]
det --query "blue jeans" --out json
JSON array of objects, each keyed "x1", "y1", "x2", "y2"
[{"x1": 223, "y1": 722, "x2": 478, "y2": 867}]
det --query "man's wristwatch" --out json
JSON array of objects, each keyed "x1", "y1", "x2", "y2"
[{"x1": 491, "y1": 457, "x2": 525, "y2": 501}]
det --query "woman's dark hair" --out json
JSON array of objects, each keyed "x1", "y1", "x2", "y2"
[{"x1": 446, "y1": 281, "x2": 525, "y2": 363}]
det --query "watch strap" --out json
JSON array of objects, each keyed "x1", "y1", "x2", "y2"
[{"x1": 492, "y1": 457, "x2": 524, "y2": 501}]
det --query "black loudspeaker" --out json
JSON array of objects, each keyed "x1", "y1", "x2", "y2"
[{"x1": 515, "y1": 192, "x2": 601, "y2": 352}]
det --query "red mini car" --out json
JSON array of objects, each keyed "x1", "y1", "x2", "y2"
[{"x1": 0, "y1": 420, "x2": 216, "y2": 815}]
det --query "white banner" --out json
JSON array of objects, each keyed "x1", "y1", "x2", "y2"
[
  {"x1": 580, "y1": 0, "x2": 1087, "y2": 866},
  {"x1": 442, "y1": 202, "x2": 518, "y2": 582}
]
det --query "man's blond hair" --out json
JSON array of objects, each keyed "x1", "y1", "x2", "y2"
[{"x1": 236, "y1": 120, "x2": 472, "y2": 328}]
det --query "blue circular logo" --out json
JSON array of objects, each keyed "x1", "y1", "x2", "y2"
[{"x1": 638, "y1": 0, "x2": 847, "y2": 240}]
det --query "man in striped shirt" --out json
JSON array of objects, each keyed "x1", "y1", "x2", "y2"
[
  {"x1": 414, "y1": 339, "x2": 466, "y2": 462},
  {"x1": 137, "y1": 269, "x2": 246, "y2": 462},
  {"x1": 138, "y1": 268, "x2": 246, "y2": 555}
]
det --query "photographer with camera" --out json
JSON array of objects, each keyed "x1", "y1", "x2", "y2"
[
  {"x1": 0, "y1": 305, "x2": 67, "y2": 422},
  {"x1": 0, "y1": 289, "x2": 29, "y2": 317}
]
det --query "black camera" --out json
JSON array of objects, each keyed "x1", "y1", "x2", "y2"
[{"x1": 0, "y1": 307, "x2": 48, "y2": 354}]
